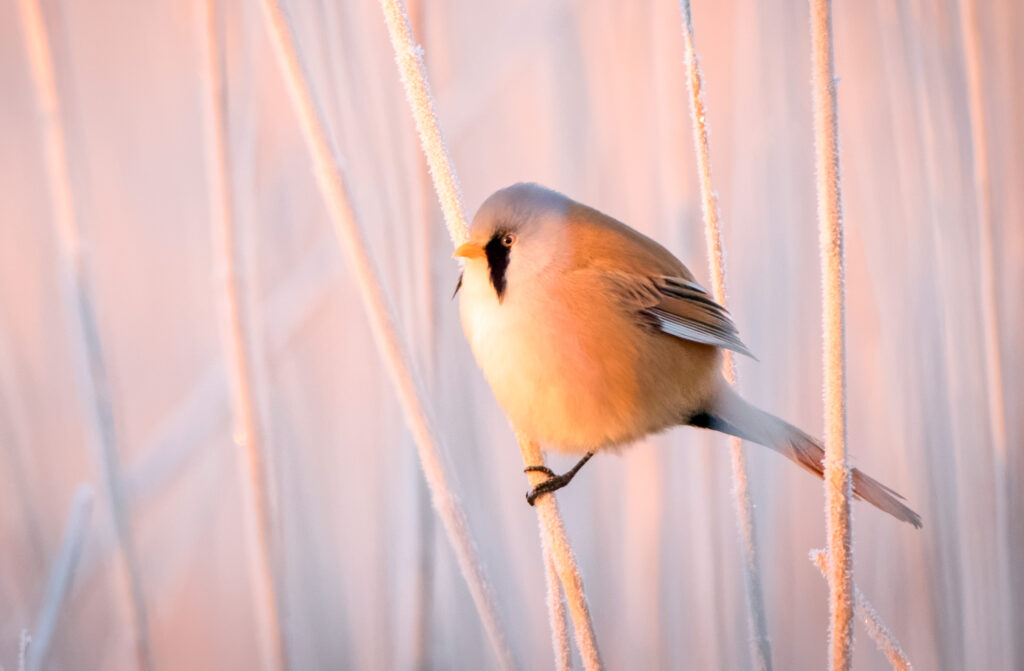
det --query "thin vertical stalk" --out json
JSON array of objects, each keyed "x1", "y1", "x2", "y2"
[
  {"x1": 377, "y1": 0, "x2": 468, "y2": 247},
  {"x1": 544, "y1": 552, "x2": 571, "y2": 671},
  {"x1": 956, "y1": 0, "x2": 1006, "y2": 467},
  {"x1": 677, "y1": 2, "x2": 771, "y2": 668},
  {"x1": 376, "y1": 0, "x2": 602, "y2": 666},
  {"x1": 26, "y1": 485, "x2": 95, "y2": 671},
  {"x1": 195, "y1": 0, "x2": 288, "y2": 668},
  {"x1": 16, "y1": 1, "x2": 154, "y2": 668},
  {"x1": 257, "y1": 2, "x2": 514, "y2": 668},
  {"x1": 810, "y1": 551, "x2": 913, "y2": 671},
  {"x1": 520, "y1": 436, "x2": 602, "y2": 670},
  {"x1": 956, "y1": 2, "x2": 1013, "y2": 655},
  {"x1": 808, "y1": 0, "x2": 853, "y2": 669}
]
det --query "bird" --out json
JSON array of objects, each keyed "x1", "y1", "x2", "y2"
[{"x1": 454, "y1": 182, "x2": 921, "y2": 528}]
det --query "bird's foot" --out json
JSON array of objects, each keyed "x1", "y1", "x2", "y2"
[
  {"x1": 525, "y1": 472, "x2": 575, "y2": 505},
  {"x1": 523, "y1": 452, "x2": 595, "y2": 506},
  {"x1": 523, "y1": 465, "x2": 556, "y2": 478}
]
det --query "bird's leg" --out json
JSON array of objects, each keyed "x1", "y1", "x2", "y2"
[{"x1": 524, "y1": 452, "x2": 595, "y2": 506}]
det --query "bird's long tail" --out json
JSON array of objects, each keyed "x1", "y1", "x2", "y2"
[{"x1": 694, "y1": 385, "x2": 922, "y2": 528}]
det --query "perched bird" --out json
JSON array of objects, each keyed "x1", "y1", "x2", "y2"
[{"x1": 455, "y1": 183, "x2": 921, "y2": 527}]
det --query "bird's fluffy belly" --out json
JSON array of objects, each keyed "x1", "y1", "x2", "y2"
[{"x1": 462, "y1": 283, "x2": 701, "y2": 453}]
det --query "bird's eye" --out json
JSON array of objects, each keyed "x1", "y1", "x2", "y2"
[{"x1": 501, "y1": 233, "x2": 516, "y2": 247}]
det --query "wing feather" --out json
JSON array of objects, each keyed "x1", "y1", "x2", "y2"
[{"x1": 623, "y1": 274, "x2": 755, "y2": 358}]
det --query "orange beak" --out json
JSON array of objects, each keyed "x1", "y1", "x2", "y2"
[{"x1": 453, "y1": 241, "x2": 485, "y2": 259}]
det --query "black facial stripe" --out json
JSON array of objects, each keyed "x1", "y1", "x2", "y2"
[{"x1": 484, "y1": 232, "x2": 511, "y2": 300}]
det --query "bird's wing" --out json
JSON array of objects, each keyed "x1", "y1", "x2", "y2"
[
  {"x1": 560, "y1": 202, "x2": 753, "y2": 357},
  {"x1": 614, "y1": 273, "x2": 755, "y2": 358}
]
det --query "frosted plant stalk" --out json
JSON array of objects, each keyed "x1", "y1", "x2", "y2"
[
  {"x1": 195, "y1": 0, "x2": 288, "y2": 668},
  {"x1": 520, "y1": 436, "x2": 602, "y2": 670},
  {"x1": 378, "y1": 0, "x2": 469, "y2": 246},
  {"x1": 257, "y1": 1, "x2": 514, "y2": 668},
  {"x1": 544, "y1": 552, "x2": 571, "y2": 671},
  {"x1": 376, "y1": 0, "x2": 603, "y2": 666},
  {"x1": 16, "y1": 2, "x2": 154, "y2": 668},
  {"x1": 26, "y1": 486, "x2": 94, "y2": 671},
  {"x1": 677, "y1": 2, "x2": 771, "y2": 668},
  {"x1": 810, "y1": 551, "x2": 913, "y2": 670},
  {"x1": 808, "y1": 0, "x2": 854, "y2": 668}
]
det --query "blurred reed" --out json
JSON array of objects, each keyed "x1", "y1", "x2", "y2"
[
  {"x1": 195, "y1": 0, "x2": 288, "y2": 667},
  {"x1": 258, "y1": 0, "x2": 515, "y2": 667},
  {"x1": 956, "y1": 0, "x2": 1006, "y2": 467},
  {"x1": 808, "y1": 0, "x2": 854, "y2": 668},
  {"x1": 378, "y1": 0, "x2": 602, "y2": 666},
  {"x1": 956, "y1": 2, "x2": 1013, "y2": 655},
  {"x1": 678, "y1": 2, "x2": 771, "y2": 668},
  {"x1": 25, "y1": 485, "x2": 94, "y2": 671},
  {"x1": 15, "y1": 0, "x2": 154, "y2": 667}
]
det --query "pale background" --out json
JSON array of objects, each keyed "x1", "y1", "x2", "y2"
[{"x1": 0, "y1": 0, "x2": 1021, "y2": 669}]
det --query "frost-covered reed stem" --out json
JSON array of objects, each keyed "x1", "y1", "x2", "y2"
[
  {"x1": 810, "y1": 551, "x2": 913, "y2": 670},
  {"x1": 16, "y1": 2, "x2": 153, "y2": 668},
  {"x1": 377, "y1": 0, "x2": 601, "y2": 665},
  {"x1": 678, "y1": 2, "x2": 771, "y2": 668},
  {"x1": 378, "y1": 0, "x2": 469, "y2": 246},
  {"x1": 196, "y1": 1, "x2": 287, "y2": 668},
  {"x1": 808, "y1": 0, "x2": 853, "y2": 668},
  {"x1": 258, "y1": 2, "x2": 513, "y2": 668},
  {"x1": 26, "y1": 485, "x2": 94, "y2": 671},
  {"x1": 544, "y1": 552, "x2": 571, "y2": 671},
  {"x1": 520, "y1": 436, "x2": 602, "y2": 670}
]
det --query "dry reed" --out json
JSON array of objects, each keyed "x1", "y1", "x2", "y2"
[
  {"x1": 544, "y1": 552, "x2": 571, "y2": 671},
  {"x1": 378, "y1": 0, "x2": 468, "y2": 246},
  {"x1": 810, "y1": 551, "x2": 913, "y2": 670},
  {"x1": 16, "y1": 1, "x2": 153, "y2": 667},
  {"x1": 258, "y1": 1, "x2": 514, "y2": 667},
  {"x1": 26, "y1": 485, "x2": 94, "y2": 671},
  {"x1": 956, "y1": 3, "x2": 1012, "y2": 653},
  {"x1": 677, "y1": 2, "x2": 771, "y2": 668},
  {"x1": 956, "y1": 0, "x2": 1006, "y2": 466},
  {"x1": 377, "y1": 0, "x2": 602, "y2": 666},
  {"x1": 519, "y1": 435, "x2": 603, "y2": 670},
  {"x1": 808, "y1": 0, "x2": 854, "y2": 668},
  {"x1": 195, "y1": 0, "x2": 288, "y2": 667}
]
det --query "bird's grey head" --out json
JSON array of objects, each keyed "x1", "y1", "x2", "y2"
[{"x1": 455, "y1": 183, "x2": 571, "y2": 301}]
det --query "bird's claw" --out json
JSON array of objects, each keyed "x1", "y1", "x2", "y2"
[
  {"x1": 525, "y1": 474, "x2": 573, "y2": 506},
  {"x1": 523, "y1": 452, "x2": 596, "y2": 506}
]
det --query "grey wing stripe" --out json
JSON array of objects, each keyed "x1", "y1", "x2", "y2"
[{"x1": 646, "y1": 307, "x2": 756, "y2": 359}]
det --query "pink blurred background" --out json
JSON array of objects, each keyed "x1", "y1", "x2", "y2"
[{"x1": 1, "y1": 0, "x2": 1021, "y2": 668}]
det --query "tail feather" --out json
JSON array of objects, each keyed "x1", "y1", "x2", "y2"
[{"x1": 698, "y1": 386, "x2": 922, "y2": 528}]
